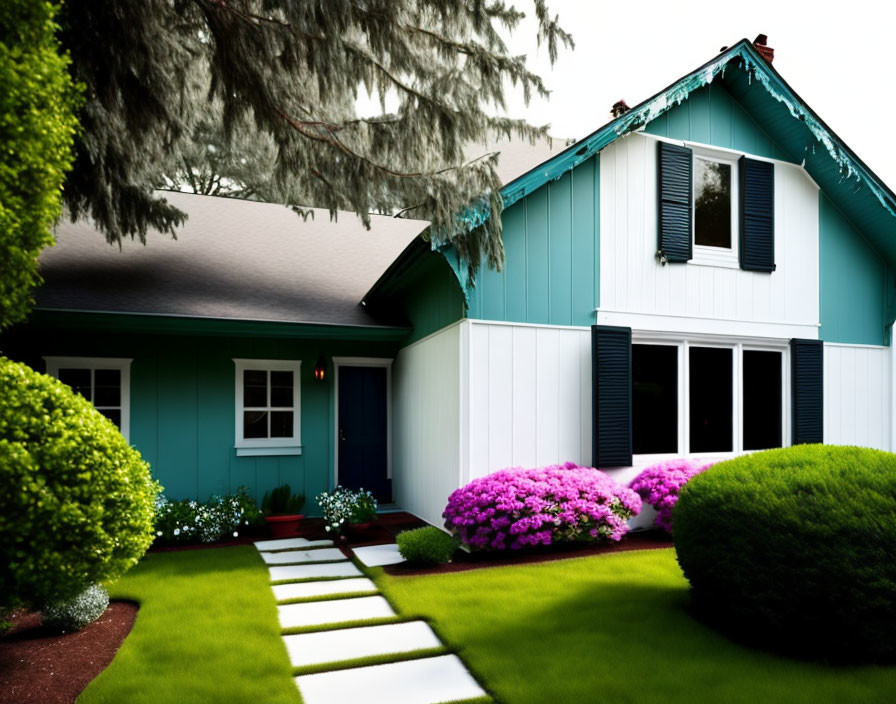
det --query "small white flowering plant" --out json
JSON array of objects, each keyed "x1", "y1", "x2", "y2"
[
  {"x1": 317, "y1": 486, "x2": 378, "y2": 534},
  {"x1": 153, "y1": 486, "x2": 263, "y2": 545}
]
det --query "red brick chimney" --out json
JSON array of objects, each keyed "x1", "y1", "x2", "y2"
[{"x1": 753, "y1": 34, "x2": 774, "y2": 63}]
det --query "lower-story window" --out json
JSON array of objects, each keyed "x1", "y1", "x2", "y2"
[
  {"x1": 43, "y1": 356, "x2": 132, "y2": 440},
  {"x1": 632, "y1": 340, "x2": 785, "y2": 457},
  {"x1": 233, "y1": 358, "x2": 302, "y2": 456}
]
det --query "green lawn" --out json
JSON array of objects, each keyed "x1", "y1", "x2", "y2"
[
  {"x1": 80, "y1": 546, "x2": 298, "y2": 704},
  {"x1": 377, "y1": 548, "x2": 896, "y2": 704}
]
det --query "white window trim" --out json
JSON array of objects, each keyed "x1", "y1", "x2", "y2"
[
  {"x1": 692, "y1": 146, "x2": 739, "y2": 268},
  {"x1": 233, "y1": 358, "x2": 301, "y2": 456},
  {"x1": 43, "y1": 356, "x2": 133, "y2": 441},
  {"x1": 332, "y1": 357, "x2": 393, "y2": 488},
  {"x1": 631, "y1": 334, "x2": 789, "y2": 462}
]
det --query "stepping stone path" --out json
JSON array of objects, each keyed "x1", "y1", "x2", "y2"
[{"x1": 255, "y1": 537, "x2": 488, "y2": 704}]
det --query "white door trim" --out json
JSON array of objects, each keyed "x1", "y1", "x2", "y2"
[{"x1": 332, "y1": 357, "x2": 393, "y2": 490}]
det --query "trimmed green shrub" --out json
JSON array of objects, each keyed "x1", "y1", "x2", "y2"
[
  {"x1": 42, "y1": 583, "x2": 109, "y2": 633},
  {"x1": 0, "y1": 0, "x2": 81, "y2": 329},
  {"x1": 397, "y1": 526, "x2": 459, "y2": 565},
  {"x1": 674, "y1": 444, "x2": 896, "y2": 662},
  {"x1": 0, "y1": 358, "x2": 159, "y2": 611}
]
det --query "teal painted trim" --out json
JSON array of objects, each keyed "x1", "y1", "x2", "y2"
[
  {"x1": 644, "y1": 81, "x2": 795, "y2": 162},
  {"x1": 819, "y1": 193, "x2": 888, "y2": 345},
  {"x1": 28, "y1": 309, "x2": 410, "y2": 341},
  {"x1": 468, "y1": 155, "x2": 599, "y2": 326}
]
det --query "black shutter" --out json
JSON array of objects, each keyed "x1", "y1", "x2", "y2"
[
  {"x1": 790, "y1": 338, "x2": 823, "y2": 445},
  {"x1": 657, "y1": 141, "x2": 693, "y2": 263},
  {"x1": 592, "y1": 325, "x2": 632, "y2": 467},
  {"x1": 739, "y1": 157, "x2": 775, "y2": 272}
]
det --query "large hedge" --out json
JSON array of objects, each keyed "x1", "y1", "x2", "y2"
[
  {"x1": 674, "y1": 445, "x2": 896, "y2": 662},
  {"x1": 0, "y1": 358, "x2": 159, "y2": 611},
  {"x1": 0, "y1": 0, "x2": 80, "y2": 330}
]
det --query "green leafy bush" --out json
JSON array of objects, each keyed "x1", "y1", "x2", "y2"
[
  {"x1": 350, "y1": 489, "x2": 378, "y2": 524},
  {"x1": 261, "y1": 484, "x2": 305, "y2": 516},
  {"x1": 397, "y1": 526, "x2": 459, "y2": 565},
  {"x1": 674, "y1": 444, "x2": 896, "y2": 662},
  {"x1": 42, "y1": 583, "x2": 109, "y2": 633},
  {"x1": 0, "y1": 0, "x2": 81, "y2": 329},
  {"x1": 0, "y1": 358, "x2": 159, "y2": 611}
]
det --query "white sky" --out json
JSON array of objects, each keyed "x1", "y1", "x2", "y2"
[{"x1": 498, "y1": 0, "x2": 896, "y2": 188}]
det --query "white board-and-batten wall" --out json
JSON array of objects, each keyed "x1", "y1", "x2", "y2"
[{"x1": 390, "y1": 132, "x2": 894, "y2": 528}]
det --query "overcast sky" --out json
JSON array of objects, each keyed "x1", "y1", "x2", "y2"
[{"x1": 499, "y1": 0, "x2": 895, "y2": 187}]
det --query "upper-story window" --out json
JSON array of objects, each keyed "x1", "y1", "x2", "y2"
[
  {"x1": 658, "y1": 140, "x2": 773, "y2": 272},
  {"x1": 43, "y1": 356, "x2": 132, "y2": 440}
]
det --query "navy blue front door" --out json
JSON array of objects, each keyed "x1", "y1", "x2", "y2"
[{"x1": 338, "y1": 366, "x2": 390, "y2": 502}]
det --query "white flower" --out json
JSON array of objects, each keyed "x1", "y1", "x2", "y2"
[
  {"x1": 325, "y1": 526, "x2": 331, "y2": 532},
  {"x1": 173, "y1": 528, "x2": 181, "y2": 536},
  {"x1": 233, "y1": 531, "x2": 238, "y2": 537},
  {"x1": 156, "y1": 530, "x2": 162, "y2": 536}
]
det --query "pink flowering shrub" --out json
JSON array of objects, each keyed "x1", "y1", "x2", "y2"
[
  {"x1": 442, "y1": 462, "x2": 642, "y2": 551},
  {"x1": 629, "y1": 459, "x2": 713, "y2": 533}
]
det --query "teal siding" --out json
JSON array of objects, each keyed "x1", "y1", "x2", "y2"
[
  {"x1": 4, "y1": 326, "x2": 401, "y2": 512},
  {"x1": 819, "y1": 193, "x2": 888, "y2": 345},
  {"x1": 468, "y1": 154, "x2": 599, "y2": 326},
  {"x1": 644, "y1": 82, "x2": 796, "y2": 163}
]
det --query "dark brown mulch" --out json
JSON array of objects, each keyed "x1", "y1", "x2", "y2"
[
  {"x1": 384, "y1": 529, "x2": 674, "y2": 576},
  {"x1": 0, "y1": 601, "x2": 138, "y2": 704}
]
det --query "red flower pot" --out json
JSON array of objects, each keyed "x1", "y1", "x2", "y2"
[{"x1": 264, "y1": 514, "x2": 304, "y2": 538}]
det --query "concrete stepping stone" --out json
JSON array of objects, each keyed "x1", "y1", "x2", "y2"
[
  {"x1": 284, "y1": 621, "x2": 442, "y2": 668},
  {"x1": 254, "y1": 537, "x2": 334, "y2": 551},
  {"x1": 261, "y1": 548, "x2": 346, "y2": 565},
  {"x1": 278, "y1": 595, "x2": 395, "y2": 629},
  {"x1": 269, "y1": 562, "x2": 362, "y2": 582},
  {"x1": 272, "y1": 577, "x2": 378, "y2": 603},
  {"x1": 353, "y1": 543, "x2": 406, "y2": 567},
  {"x1": 295, "y1": 654, "x2": 486, "y2": 704}
]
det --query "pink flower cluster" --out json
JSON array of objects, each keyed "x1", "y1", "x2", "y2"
[
  {"x1": 442, "y1": 462, "x2": 642, "y2": 551},
  {"x1": 628, "y1": 459, "x2": 713, "y2": 533}
]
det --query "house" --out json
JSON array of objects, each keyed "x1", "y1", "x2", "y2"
[{"x1": 4, "y1": 37, "x2": 895, "y2": 528}]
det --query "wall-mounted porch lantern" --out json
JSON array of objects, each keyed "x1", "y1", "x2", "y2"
[{"x1": 313, "y1": 357, "x2": 327, "y2": 382}]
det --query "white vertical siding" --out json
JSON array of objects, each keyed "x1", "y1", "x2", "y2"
[
  {"x1": 468, "y1": 321, "x2": 592, "y2": 479},
  {"x1": 392, "y1": 323, "x2": 463, "y2": 527},
  {"x1": 599, "y1": 133, "x2": 820, "y2": 338},
  {"x1": 824, "y1": 343, "x2": 891, "y2": 451}
]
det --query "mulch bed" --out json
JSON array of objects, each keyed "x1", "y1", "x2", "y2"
[
  {"x1": 384, "y1": 529, "x2": 674, "y2": 576},
  {"x1": 0, "y1": 601, "x2": 138, "y2": 704}
]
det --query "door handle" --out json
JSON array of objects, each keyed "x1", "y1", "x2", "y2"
[{"x1": 339, "y1": 428, "x2": 346, "y2": 442}]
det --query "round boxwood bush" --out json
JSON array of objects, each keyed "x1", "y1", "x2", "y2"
[
  {"x1": 674, "y1": 444, "x2": 896, "y2": 662},
  {"x1": 0, "y1": 358, "x2": 160, "y2": 611},
  {"x1": 397, "y1": 526, "x2": 459, "y2": 565},
  {"x1": 42, "y1": 584, "x2": 110, "y2": 633}
]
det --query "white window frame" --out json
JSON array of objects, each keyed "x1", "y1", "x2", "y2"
[
  {"x1": 631, "y1": 333, "x2": 789, "y2": 463},
  {"x1": 233, "y1": 358, "x2": 301, "y2": 456},
  {"x1": 43, "y1": 356, "x2": 133, "y2": 441},
  {"x1": 691, "y1": 146, "x2": 739, "y2": 269}
]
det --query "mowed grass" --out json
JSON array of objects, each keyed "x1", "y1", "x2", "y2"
[
  {"x1": 80, "y1": 546, "x2": 299, "y2": 704},
  {"x1": 378, "y1": 548, "x2": 896, "y2": 704}
]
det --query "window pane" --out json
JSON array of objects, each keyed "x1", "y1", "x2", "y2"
[
  {"x1": 270, "y1": 371, "x2": 293, "y2": 408},
  {"x1": 59, "y1": 368, "x2": 92, "y2": 400},
  {"x1": 243, "y1": 410, "x2": 268, "y2": 439},
  {"x1": 632, "y1": 344, "x2": 678, "y2": 454},
  {"x1": 94, "y1": 369, "x2": 121, "y2": 406},
  {"x1": 689, "y1": 347, "x2": 732, "y2": 453},
  {"x1": 694, "y1": 158, "x2": 731, "y2": 248},
  {"x1": 243, "y1": 369, "x2": 267, "y2": 407},
  {"x1": 743, "y1": 350, "x2": 783, "y2": 450},
  {"x1": 98, "y1": 408, "x2": 122, "y2": 429},
  {"x1": 270, "y1": 411, "x2": 294, "y2": 438}
]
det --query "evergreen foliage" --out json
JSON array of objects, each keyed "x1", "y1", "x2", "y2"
[
  {"x1": 57, "y1": 1, "x2": 572, "y2": 278},
  {"x1": 42, "y1": 584, "x2": 110, "y2": 633},
  {"x1": 0, "y1": 0, "x2": 80, "y2": 329},
  {"x1": 0, "y1": 358, "x2": 159, "y2": 612},
  {"x1": 396, "y1": 526, "x2": 459, "y2": 565},
  {"x1": 674, "y1": 445, "x2": 896, "y2": 662}
]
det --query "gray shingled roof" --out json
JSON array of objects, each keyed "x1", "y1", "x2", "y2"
[{"x1": 37, "y1": 191, "x2": 429, "y2": 328}]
